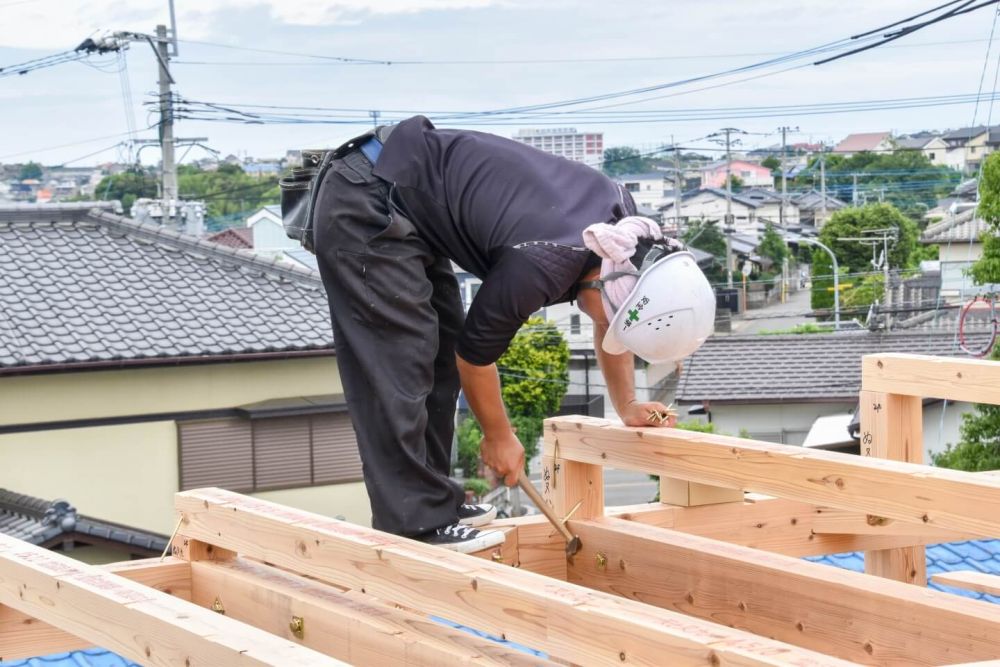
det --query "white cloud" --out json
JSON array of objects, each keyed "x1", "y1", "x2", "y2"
[{"x1": 0, "y1": 0, "x2": 500, "y2": 50}]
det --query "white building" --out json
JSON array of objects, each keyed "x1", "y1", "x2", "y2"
[
  {"x1": 921, "y1": 208, "x2": 1000, "y2": 299},
  {"x1": 246, "y1": 205, "x2": 304, "y2": 257},
  {"x1": 615, "y1": 171, "x2": 674, "y2": 210},
  {"x1": 660, "y1": 188, "x2": 799, "y2": 234},
  {"x1": 512, "y1": 128, "x2": 604, "y2": 168}
]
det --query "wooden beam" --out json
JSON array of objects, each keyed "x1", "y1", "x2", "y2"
[
  {"x1": 471, "y1": 525, "x2": 519, "y2": 566},
  {"x1": 862, "y1": 354, "x2": 1000, "y2": 404},
  {"x1": 609, "y1": 499, "x2": 972, "y2": 555},
  {"x1": 0, "y1": 535, "x2": 342, "y2": 666},
  {"x1": 932, "y1": 571, "x2": 1000, "y2": 597},
  {"x1": 490, "y1": 515, "x2": 566, "y2": 579},
  {"x1": 545, "y1": 416, "x2": 1000, "y2": 538},
  {"x1": 0, "y1": 557, "x2": 192, "y2": 662},
  {"x1": 190, "y1": 557, "x2": 551, "y2": 665},
  {"x1": 542, "y1": 453, "x2": 604, "y2": 520},
  {"x1": 177, "y1": 487, "x2": 853, "y2": 667},
  {"x1": 569, "y1": 517, "x2": 1000, "y2": 665},
  {"x1": 659, "y1": 478, "x2": 743, "y2": 507},
  {"x1": 860, "y1": 390, "x2": 927, "y2": 585}
]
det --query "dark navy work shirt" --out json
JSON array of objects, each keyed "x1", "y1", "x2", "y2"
[{"x1": 372, "y1": 116, "x2": 634, "y2": 365}]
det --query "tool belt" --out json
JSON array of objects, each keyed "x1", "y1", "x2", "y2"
[{"x1": 278, "y1": 125, "x2": 395, "y2": 253}]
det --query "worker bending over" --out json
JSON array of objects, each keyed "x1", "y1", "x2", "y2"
[{"x1": 283, "y1": 116, "x2": 714, "y2": 553}]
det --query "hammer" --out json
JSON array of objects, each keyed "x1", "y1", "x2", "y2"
[{"x1": 516, "y1": 470, "x2": 582, "y2": 557}]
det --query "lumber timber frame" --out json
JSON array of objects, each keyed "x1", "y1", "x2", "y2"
[{"x1": 3, "y1": 353, "x2": 1000, "y2": 665}]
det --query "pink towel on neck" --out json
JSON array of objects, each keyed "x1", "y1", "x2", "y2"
[{"x1": 582, "y1": 216, "x2": 662, "y2": 322}]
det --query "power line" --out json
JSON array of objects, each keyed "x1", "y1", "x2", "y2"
[{"x1": 171, "y1": 36, "x2": 998, "y2": 68}]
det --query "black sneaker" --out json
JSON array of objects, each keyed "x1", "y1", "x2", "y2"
[
  {"x1": 418, "y1": 523, "x2": 505, "y2": 554},
  {"x1": 457, "y1": 503, "x2": 497, "y2": 528}
]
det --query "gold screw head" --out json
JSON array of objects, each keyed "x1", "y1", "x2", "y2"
[
  {"x1": 211, "y1": 597, "x2": 225, "y2": 615},
  {"x1": 289, "y1": 615, "x2": 305, "y2": 639},
  {"x1": 595, "y1": 552, "x2": 608, "y2": 569},
  {"x1": 491, "y1": 550, "x2": 504, "y2": 563}
]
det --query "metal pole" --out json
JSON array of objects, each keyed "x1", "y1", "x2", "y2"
[
  {"x1": 724, "y1": 128, "x2": 734, "y2": 289},
  {"x1": 852, "y1": 173, "x2": 858, "y2": 206},
  {"x1": 155, "y1": 25, "x2": 176, "y2": 227}
]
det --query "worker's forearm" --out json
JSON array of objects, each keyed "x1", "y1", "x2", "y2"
[
  {"x1": 593, "y1": 322, "x2": 637, "y2": 414},
  {"x1": 456, "y1": 356, "x2": 512, "y2": 437}
]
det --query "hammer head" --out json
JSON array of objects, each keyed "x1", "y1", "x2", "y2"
[{"x1": 565, "y1": 535, "x2": 582, "y2": 558}]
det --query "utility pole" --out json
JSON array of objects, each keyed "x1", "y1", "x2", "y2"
[
  {"x1": 709, "y1": 128, "x2": 745, "y2": 289},
  {"x1": 154, "y1": 25, "x2": 177, "y2": 225},
  {"x1": 370, "y1": 110, "x2": 381, "y2": 128},
  {"x1": 852, "y1": 173, "x2": 858, "y2": 206},
  {"x1": 672, "y1": 135, "x2": 682, "y2": 231},
  {"x1": 777, "y1": 126, "x2": 798, "y2": 227},
  {"x1": 819, "y1": 147, "x2": 827, "y2": 224}
]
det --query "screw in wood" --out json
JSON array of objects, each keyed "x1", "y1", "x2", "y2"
[
  {"x1": 211, "y1": 597, "x2": 225, "y2": 615},
  {"x1": 289, "y1": 615, "x2": 305, "y2": 639},
  {"x1": 595, "y1": 552, "x2": 608, "y2": 570}
]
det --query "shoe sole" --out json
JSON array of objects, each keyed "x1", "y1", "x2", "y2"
[
  {"x1": 458, "y1": 505, "x2": 498, "y2": 528},
  {"x1": 439, "y1": 529, "x2": 505, "y2": 555}
]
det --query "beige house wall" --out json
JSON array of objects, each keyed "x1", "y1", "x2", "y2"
[
  {"x1": 0, "y1": 357, "x2": 372, "y2": 535},
  {"x1": 1, "y1": 357, "x2": 342, "y2": 427}
]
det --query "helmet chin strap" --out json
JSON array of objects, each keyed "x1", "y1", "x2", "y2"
[{"x1": 579, "y1": 269, "x2": 639, "y2": 313}]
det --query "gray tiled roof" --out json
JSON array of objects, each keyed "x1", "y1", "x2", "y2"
[
  {"x1": 922, "y1": 208, "x2": 990, "y2": 243},
  {"x1": 676, "y1": 331, "x2": 988, "y2": 403},
  {"x1": 0, "y1": 204, "x2": 333, "y2": 370},
  {"x1": 0, "y1": 488, "x2": 168, "y2": 553}
]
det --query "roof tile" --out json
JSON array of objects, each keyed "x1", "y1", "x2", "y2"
[{"x1": 0, "y1": 206, "x2": 333, "y2": 370}]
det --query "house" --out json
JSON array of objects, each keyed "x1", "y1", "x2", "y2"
[
  {"x1": 896, "y1": 134, "x2": 953, "y2": 168},
  {"x1": 659, "y1": 188, "x2": 798, "y2": 233},
  {"x1": 941, "y1": 126, "x2": 1000, "y2": 174},
  {"x1": 832, "y1": 131, "x2": 893, "y2": 156},
  {"x1": 0, "y1": 203, "x2": 369, "y2": 541},
  {"x1": 0, "y1": 488, "x2": 168, "y2": 562},
  {"x1": 246, "y1": 204, "x2": 301, "y2": 256},
  {"x1": 674, "y1": 330, "x2": 985, "y2": 457},
  {"x1": 790, "y1": 189, "x2": 847, "y2": 228},
  {"x1": 206, "y1": 226, "x2": 253, "y2": 249},
  {"x1": 614, "y1": 171, "x2": 674, "y2": 209},
  {"x1": 700, "y1": 160, "x2": 774, "y2": 189},
  {"x1": 921, "y1": 208, "x2": 1000, "y2": 299}
]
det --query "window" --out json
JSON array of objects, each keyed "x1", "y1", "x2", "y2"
[
  {"x1": 625, "y1": 182, "x2": 640, "y2": 192},
  {"x1": 928, "y1": 152, "x2": 935, "y2": 160},
  {"x1": 463, "y1": 278, "x2": 482, "y2": 311},
  {"x1": 178, "y1": 409, "x2": 362, "y2": 492},
  {"x1": 570, "y1": 314, "x2": 581, "y2": 335}
]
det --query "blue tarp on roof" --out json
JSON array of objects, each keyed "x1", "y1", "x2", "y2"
[
  {"x1": 0, "y1": 649, "x2": 138, "y2": 666},
  {"x1": 808, "y1": 539, "x2": 1000, "y2": 604}
]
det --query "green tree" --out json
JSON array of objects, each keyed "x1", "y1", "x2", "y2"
[
  {"x1": 455, "y1": 317, "x2": 569, "y2": 479},
  {"x1": 761, "y1": 156, "x2": 781, "y2": 171},
  {"x1": 841, "y1": 273, "x2": 884, "y2": 310},
  {"x1": 602, "y1": 146, "x2": 651, "y2": 177},
  {"x1": 726, "y1": 174, "x2": 744, "y2": 192},
  {"x1": 19, "y1": 161, "x2": 43, "y2": 180},
  {"x1": 818, "y1": 203, "x2": 919, "y2": 273},
  {"x1": 94, "y1": 170, "x2": 159, "y2": 212},
  {"x1": 177, "y1": 164, "x2": 280, "y2": 222},
  {"x1": 792, "y1": 149, "x2": 960, "y2": 222},
  {"x1": 810, "y1": 246, "x2": 835, "y2": 311},
  {"x1": 757, "y1": 222, "x2": 789, "y2": 269},
  {"x1": 931, "y1": 152, "x2": 1000, "y2": 471},
  {"x1": 932, "y1": 344, "x2": 1000, "y2": 471},
  {"x1": 682, "y1": 220, "x2": 727, "y2": 284}
]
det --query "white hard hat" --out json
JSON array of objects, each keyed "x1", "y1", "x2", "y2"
[{"x1": 602, "y1": 250, "x2": 715, "y2": 364}]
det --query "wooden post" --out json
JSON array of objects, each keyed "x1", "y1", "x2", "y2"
[{"x1": 859, "y1": 390, "x2": 927, "y2": 585}]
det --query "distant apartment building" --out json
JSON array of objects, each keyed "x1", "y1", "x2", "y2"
[{"x1": 512, "y1": 128, "x2": 604, "y2": 168}]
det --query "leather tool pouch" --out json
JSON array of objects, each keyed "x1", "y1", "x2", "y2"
[{"x1": 278, "y1": 148, "x2": 333, "y2": 253}]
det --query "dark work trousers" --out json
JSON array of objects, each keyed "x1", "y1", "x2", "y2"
[{"x1": 313, "y1": 141, "x2": 466, "y2": 537}]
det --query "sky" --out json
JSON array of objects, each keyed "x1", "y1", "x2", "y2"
[{"x1": 2, "y1": 0, "x2": 1000, "y2": 166}]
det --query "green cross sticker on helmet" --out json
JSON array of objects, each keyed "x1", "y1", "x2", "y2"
[{"x1": 602, "y1": 251, "x2": 715, "y2": 364}]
